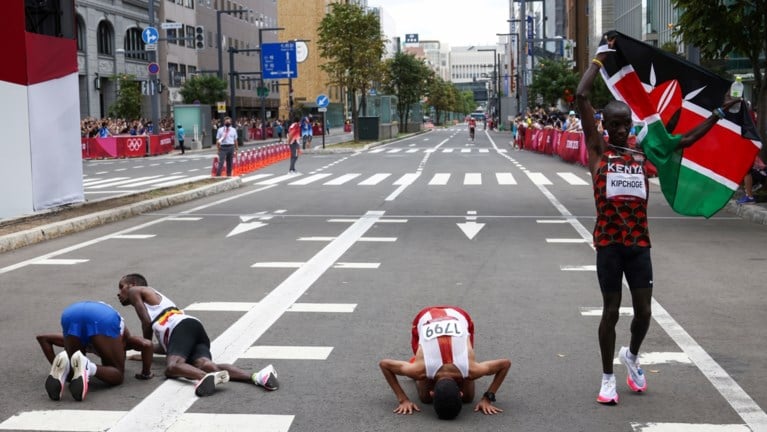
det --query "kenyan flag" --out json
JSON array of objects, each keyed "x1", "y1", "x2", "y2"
[{"x1": 598, "y1": 31, "x2": 762, "y2": 217}]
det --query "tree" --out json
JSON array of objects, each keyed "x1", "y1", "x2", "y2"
[
  {"x1": 671, "y1": 0, "x2": 767, "y2": 157},
  {"x1": 528, "y1": 58, "x2": 580, "y2": 109},
  {"x1": 426, "y1": 74, "x2": 455, "y2": 125},
  {"x1": 108, "y1": 74, "x2": 142, "y2": 120},
  {"x1": 178, "y1": 75, "x2": 227, "y2": 106},
  {"x1": 317, "y1": 3, "x2": 386, "y2": 141},
  {"x1": 381, "y1": 52, "x2": 431, "y2": 131},
  {"x1": 459, "y1": 90, "x2": 476, "y2": 116}
]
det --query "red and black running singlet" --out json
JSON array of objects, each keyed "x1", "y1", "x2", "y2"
[{"x1": 592, "y1": 148, "x2": 650, "y2": 248}]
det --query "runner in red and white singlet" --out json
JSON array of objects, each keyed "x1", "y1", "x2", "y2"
[{"x1": 380, "y1": 306, "x2": 511, "y2": 420}]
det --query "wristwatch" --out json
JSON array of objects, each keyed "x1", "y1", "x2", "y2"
[{"x1": 482, "y1": 391, "x2": 496, "y2": 402}]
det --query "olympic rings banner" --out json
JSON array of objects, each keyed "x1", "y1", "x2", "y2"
[{"x1": 82, "y1": 133, "x2": 174, "y2": 159}]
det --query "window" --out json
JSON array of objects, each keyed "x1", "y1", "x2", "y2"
[
  {"x1": 208, "y1": 30, "x2": 213, "y2": 48},
  {"x1": 124, "y1": 28, "x2": 147, "y2": 60},
  {"x1": 185, "y1": 0, "x2": 194, "y2": 8},
  {"x1": 185, "y1": 25, "x2": 194, "y2": 48},
  {"x1": 167, "y1": 21, "x2": 177, "y2": 45},
  {"x1": 97, "y1": 21, "x2": 114, "y2": 56},
  {"x1": 168, "y1": 62, "x2": 179, "y2": 86},
  {"x1": 76, "y1": 15, "x2": 85, "y2": 52}
]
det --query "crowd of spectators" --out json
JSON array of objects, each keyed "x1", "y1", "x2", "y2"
[{"x1": 80, "y1": 117, "x2": 176, "y2": 137}]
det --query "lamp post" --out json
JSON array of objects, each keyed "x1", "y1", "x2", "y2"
[
  {"x1": 478, "y1": 48, "x2": 499, "y2": 129},
  {"x1": 257, "y1": 27, "x2": 283, "y2": 140},
  {"x1": 510, "y1": 4, "x2": 527, "y2": 113},
  {"x1": 215, "y1": 8, "x2": 252, "y2": 80}
]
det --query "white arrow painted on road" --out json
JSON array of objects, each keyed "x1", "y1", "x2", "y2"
[
  {"x1": 227, "y1": 214, "x2": 268, "y2": 237},
  {"x1": 457, "y1": 210, "x2": 485, "y2": 240}
]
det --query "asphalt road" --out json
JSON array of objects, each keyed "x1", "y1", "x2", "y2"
[{"x1": 1, "y1": 126, "x2": 765, "y2": 432}]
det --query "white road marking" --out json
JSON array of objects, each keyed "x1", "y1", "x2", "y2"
[
  {"x1": 242, "y1": 346, "x2": 334, "y2": 360},
  {"x1": 82, "y1": 177, "x2": 130, "y2": 186},
  {"x1": 114, "y1": 168, "x2": 127, "y2": 172},
  {"x1": 152, "y1": 175, "x2": 210, "y2": 188},
  {"x1": 109, "y1": 211, "x2": 384, "y2": 432},
  {"x1": 613, "y1": 352, "x2": 691, "y2": 365},
  {"x1": 358, "y1": 173, "x2": 391, "y2": 185},
  {"x1": 580, "y1": 307, "x2": 634, "y2": 316},
  {"x1": 526, "y1": 172, "x2": 553, "y2": 185},
  {"x1": 461, "y1": 148, "x2": 471, "y2": 153},
  {"x1": 406, "y1": 148, "x2": 419, "y2": 153},
  {"x1": 242, "y1": 173, "x2": 274, "y2": 183},
  {"x1": 546, "y1": 238, "x2": 589, "y2": 243},
  {"x1": 119, "y1": 175, "x2": 185, "y2": 187},
  {"x1": 536, "y1": 219, "x2": 569, "y2": 224},
  {"x1": 257, "y1": 173, "x2": 300, "y2": 185},
  {"x1": 557, "y1": 172, "x2": 590, "y2": 185},
  {"x1": 110, "y1": 234, "x2": 156, "y2": 239},
  {"x1": 328, "y1": 218, "x2": 407, "y2": 223},
  {"x1": 288, "y1": 173, "x2": 333, "y2": 185},
  {"x1": 496, "y1": 173, "x2": 517, "y2": 185},
  {"x1": 298, "y1": 236, "x2": 396, "y2": 242},
  {"x1": 167, "y1": 217, "x2": 202, "y2": 221},
  {"x1": 631, "y1": 423, "x2": 750, "y2": 432},
  {"x1": 0, "y1": 409, "x2": 124, "y2": 431},
  {"x1": 442, "y1": 148, "x2": 454, "y2": 153},
  {"x1": 333, "y1": 262, "x2": 380, "y2": 269},
  {"x1": 464, "y1": 173, "x2": 482, "y2": 185},
  {"x1": 32, "y1": 259, "x2": 88, "y2": 265},
  {"x1": 183, "y1": 302, "x2": 357, "y2": 313},
  {"x1": 429, "y1": 173, "x2": 450, "y2": 185},
  {"x1": 252, "y1": 262, "x2": 379, "y2": 269},
  {"x1": 393, "y1": 173, "x2": 420, "y2": 185},
  {"x1": 369, "y1": 148, "x2": 385, "y2": 153},
  {"x1": 561, "y1": 265, "x2": 596, "y2": 271},
  {"x1": 168, "y1": 413, "x2": 293, "y2": 432},
  {"x1": 324, "y1": 173, "x2": 360, "y2": 185},
  {"x1": 479, "y1": 149, "x2": 490, "y2": 153},
  {"x1": 387, "y1": 148, "x2": 402, "y2": 153}
]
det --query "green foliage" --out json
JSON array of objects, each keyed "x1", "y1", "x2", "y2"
[
  {"x1": 660, "y1": 41, "x2": 679, "y2": 55},
  {"x1": 460, "y1": 90, "x2": 475, "y2": 115},
  {"x1": 671, "y1": 0, "x2": 767, "y2": 149},
  {"x1": 381, "y1": 52, "x2": 431, "y2": 130},
  {"x1": 528, "y1": 58, "x2": 580, "y2": 108},
  {"x1": 425, "y1": 75, "x2": 458, "y2": 124},
  {"x1": 317, "y1": 2, "x2": 386, "y2": 139},
  {"x1": 108, "y1": 74, "x2": 142, "y2": 120},
  {"x1": 178, "y1": 75, "x2": 227, "y2": 106}
]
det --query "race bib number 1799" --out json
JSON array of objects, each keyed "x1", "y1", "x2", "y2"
[{"x1": 422, "y1": 319, "x2": 465, "y2": 340}]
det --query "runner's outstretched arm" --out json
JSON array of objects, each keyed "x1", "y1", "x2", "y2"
[
  {"x1": 470, "y1": 358, "x2": 512, "y2": 415},
  {"x1": 379, "y1": 359, "x2": 423, "y2": 415}
]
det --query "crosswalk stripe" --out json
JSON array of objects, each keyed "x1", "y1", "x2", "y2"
[
  {"x1": 479, "y1": 149, "x2": 489, "y2": 153},
  {"x1": 324, "y1": 173, "x2": 360, "y2": 185},
  {"x1": 461, "y1": 148, "x2": 471, "y2": 153},
  {"x1": 242, "y1": 173, "x2": 274, "y2": 183},
  {"x1": 257, "y1": 173, "x2": 300, "y2": 185},
  {"x1": 443, "y1": 148, "x2": 454, "y2": 153},
  {"x1": 429, "y1": 173, "x2": 450, "y2": 185},
  {"x1": 464, "y1": 173, "x2": 482, "y2": 185},
  {"x1": 394, "y1": 173, "x2": 419, "y2": 185},
  {"x1": 152, "y1": 175, "x2": 210, "y2": 188},
  {"x1": 119, "y1": 175, "x2": 185, "y2": 188},
  {"x1": 82, "y1": 177, "x2": 129, "y2": 186},
  {"x1": 359, "y1": 173, "x2": 391, "y2": 185},
  {"x1": 387, "y1": 148, "x2": 402, "y2": 153},
  {"x1": 288, "y1": 173, "x2": 333, "y2": 185},
  {"x1": 369, "y1": 148, "x2": 385, "y2": 153},
  {"x1": 557, "y1": 172, "x2": 589, "y2": 185},
  {"x1": 406, "y1": 149, "x2": 419, "y2": 153},
  {"x1": 526, "y1": 172, "x2": 553, "y2": 185},
  {"x1": 496, "y1": 173, "x2": 516, "y2": 185},
  {"x1": 88, "y1": 176, "x2": 163, "y2": 189}
]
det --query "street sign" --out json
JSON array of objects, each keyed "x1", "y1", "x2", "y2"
[
  {"x1": 369, "y1": 88, "x2": 377, "y2": 96},
  {"x1": 257, "y1": 86, "x2": 269, "y2": 97},
  {"x1": 261, "y1": 42, "x2": 298, "y2": 80},
  {"x1": 142, "y1": 27, "x2": 159, "y2": 44},
  {"x1": 161, "y1": 22, "x2": 183, "y2": 30},
  {"x1": 145, "y1": 43, "x2": 157, "y2": 52},
  {"x1": 316, "y1": 94, "x2": 329, "y2": 108},
  {"x1": 405, "y1": 33, "x2": 419, "y2": 44},
  {"x1": 217, "y1": 101, "x2": 226, "y2": 113},
  {"x1": 318, "y1": 107, "x2": 327, "y2": 113},
  {"x1": 147, "y1": 63, "x2": 160, "y2": 75}
]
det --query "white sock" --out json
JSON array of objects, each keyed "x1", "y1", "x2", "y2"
[
  {"x1": 602, "y1": 373, "x2": 615, "y2": 382},
  {"x1": 84, "y1": 357, "x2": 98, "y2": 377},
  {"x1": 626, "y1": 350, "x2": 638, "y2": 363}
]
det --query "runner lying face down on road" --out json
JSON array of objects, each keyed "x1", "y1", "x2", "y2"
[{"x1": 379, "y1": 305, "x2": 511, "y2": 419}]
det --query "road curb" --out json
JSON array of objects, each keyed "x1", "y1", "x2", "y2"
[
  {"x1": 0, "y1": 177, "x2": 242, "y2": 254},
  {"x1": 725, "y1": 200, "x2": 767, "y2": 225}
]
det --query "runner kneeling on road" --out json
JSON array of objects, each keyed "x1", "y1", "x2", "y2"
[
  {"x1": 117, "y1": 273, "x2": 279, "y2": 397},
  {"x1": 37, "y1": 301, "x2": 155, "y2": 401},
  {"x1": 379, "y1": 305, "x2": 511, "y2": 419}
]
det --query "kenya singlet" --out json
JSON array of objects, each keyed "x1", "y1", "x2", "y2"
[{"x1": 593, "y1": 146, "x2": 651, "y2": 247}]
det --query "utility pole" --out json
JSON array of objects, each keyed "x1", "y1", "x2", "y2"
[{"x1": 147, "y1": 0, "x2": 159, "y2": 137}]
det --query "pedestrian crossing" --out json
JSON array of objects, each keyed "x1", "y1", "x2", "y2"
[
  {"x1": 82, "y1": 170, "x2": 592, "y2": 192},
  {"x1": 368, "y1": 147, "x2": 496, "y2": 154}
]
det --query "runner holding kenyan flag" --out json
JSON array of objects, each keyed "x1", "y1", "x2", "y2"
[{"x1": 575, "y1": 31, "x2": 743, "y2": 406}]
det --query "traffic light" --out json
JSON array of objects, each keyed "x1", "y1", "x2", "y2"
[{"x1": 194, "y1": 26, "x2": 205, "y2": 50}]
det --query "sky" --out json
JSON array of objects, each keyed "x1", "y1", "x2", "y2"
[{"x1": 367, "y1": 0, "x2": 512, "y2": 48}]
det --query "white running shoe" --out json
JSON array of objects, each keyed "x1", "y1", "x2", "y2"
[
  {"x1": 252, "y1": 364, "x2": 279, "y2": 391},
  {"x1": 597, "y1": 375, "x2": 618, "y2": 405},
  {"x1": 45, "y1": 351, "x2": 70, "y2": 401},
  {"x1": 619, "y1": 346, "x2": 647, "y2": 392},
  {"x1": 69, "y1": 351, "x2": 89, "y2": 402},
  {"x1": 195, "y1": 371, "x2": 230, "y2": 397}
]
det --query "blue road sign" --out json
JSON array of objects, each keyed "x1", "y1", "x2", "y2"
[
  {"x1": 261, "y1": 42, "x2": 297, "y2": 80},
  {"x1": 147, "y1": 62, "x2": 160, "y2": 74},
  {"x1": 316, "y1": 94, "x2": 329, "y2": 108},
  {"x1": 142, "y1": 27, "x2": 159, "y2": 44}
]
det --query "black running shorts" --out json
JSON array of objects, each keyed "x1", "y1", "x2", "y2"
[
  {"x1": 166, "y1": 318, "x2": 212, "y2": 363},
  {"x1": 596, "y1": 244, "x2": 653, "y2": 293}
]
